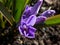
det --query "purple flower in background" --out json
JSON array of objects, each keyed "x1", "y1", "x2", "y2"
[
  {"x1": 18, "y1": 15, "x2": 36, "y2": 38},
  {"x1": 18, "y1": 0, "x2": 56, "y2": 38}
]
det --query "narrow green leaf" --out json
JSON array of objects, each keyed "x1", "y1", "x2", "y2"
[
  {"x1": 0, "y1": 2, "x2": 15, "y2": 26},
  {"x1": 0, "y1": 13, "x2": 5, "y2": 28},
  {"x1": 45, "y1": 14, "x2": 60, "y2": 26},
  {"x1": 14, "y1": 0, "x2": 29, "y2": 23},
  {"x1": 1, "y1": 20, "x2": 6, "y2": 28}
]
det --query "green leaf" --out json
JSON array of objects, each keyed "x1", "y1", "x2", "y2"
[
  {"x1": 45, "y1": 14, "x2": 60, "y2": 26},
  {"x1": 0, "y1": 2, "x2": 15, "y2": 26},
  {"x1": 14, "y1": 0, "x2": 29, "y2": 23},
  {"x1": 0, "y1": 0, "x2": 3, "y2": 3},
  {"x1": 0, "y1": 13, "x2": 5, "y2": 28}
]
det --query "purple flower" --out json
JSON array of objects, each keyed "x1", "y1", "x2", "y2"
[
  {"x1": 18, "y1": 0, "x2": 56, "y2": 38},
  {"x1": 40, "y1": 10, "x2": 55, "y2": 18},
  {"x1": 18, "y1": 15, "x2": 36, "y2": 38},
  {"x1": 23, "y1": 0, "x2": 43, "y2": 19},
  {"x1": 36, "y1": 10, "x2": 55, "y2": 24}
]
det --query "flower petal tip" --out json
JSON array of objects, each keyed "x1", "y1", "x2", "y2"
[
  {"x1": 39, "y1": 0, "x2": 43, "y2": 2},
  {"x1": 47, "y1": 10, "x2": 56, "y2": 15},
  {"x1": 50, "y1": 10, "x2": 56, "y2": 13},
  {"x1": 26, "y1": 35, "x2": 35, "y2": 38},
  {"x1": 18, "y1": 26, "x2": 23, "y2": 35}
]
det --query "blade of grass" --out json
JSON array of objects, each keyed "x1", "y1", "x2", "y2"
[
  {"x1": 0, "y1": 13, "x2": 5, "y2": 28},
  {"x1": 45, "y1": 14, "x2": 60, "y2": 26}
]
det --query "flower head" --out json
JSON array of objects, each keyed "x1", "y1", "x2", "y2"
[{"x1": 18, "y1": 0, "x2": 56, "y2": 38}]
